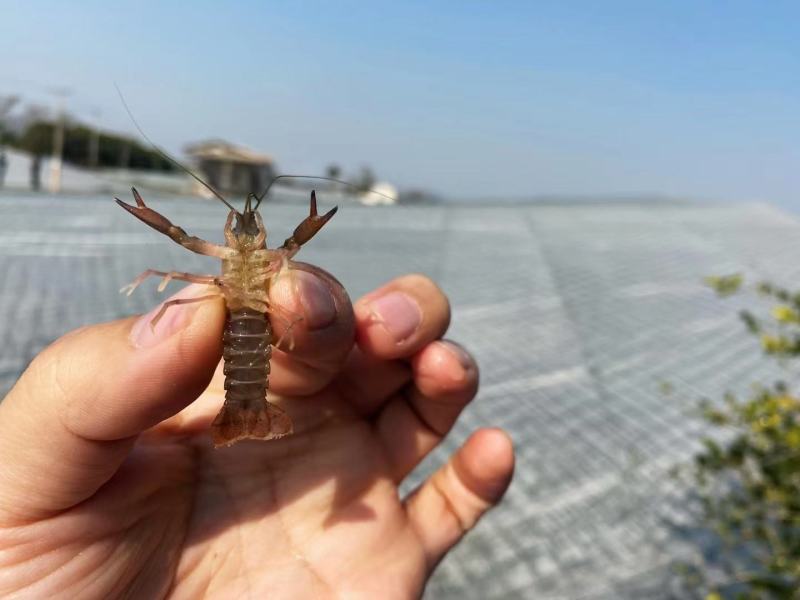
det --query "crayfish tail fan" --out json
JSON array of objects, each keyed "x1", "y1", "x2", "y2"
[{"x1": 211, "y1": 401, "x2": 293, "y2": 448}]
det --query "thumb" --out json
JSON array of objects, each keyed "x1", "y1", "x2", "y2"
[{"x1": 0, "y1": 285, "x2": 224, "y2": 523}]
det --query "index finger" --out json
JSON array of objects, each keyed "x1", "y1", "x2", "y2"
[{"x1": 262, "y1": 262, "x2": 356, "y2": 396}]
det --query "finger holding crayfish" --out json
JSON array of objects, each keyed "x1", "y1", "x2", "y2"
[
  {"x1": 264, "y1": 262, "x2": 356, "y2": 396},
  {"x1": 122, "y1": 263, "x2": 356, "y2": 441},
  {"x1": 151, "y1": 263, "x2": 356, "y2": 436}
]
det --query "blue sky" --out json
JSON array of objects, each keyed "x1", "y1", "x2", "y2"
[{"x1": 2, "y1": 1, "x2": 799, "y2": 202}]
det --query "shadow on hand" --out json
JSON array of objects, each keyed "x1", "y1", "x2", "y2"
[{"x1": 103, "y1": 391, "x2": 391, "y2": 550}]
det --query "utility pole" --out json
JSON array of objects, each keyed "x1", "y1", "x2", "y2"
[
  {"x1": 88, "y1": 106, "x2": 101, "y2": 169},
  {"x1": 0, "y1": 95, "x2": 19, "y2": 146},
  {"x1": 47, "y1": 86, "x2": 70, "y2": 194},
  {"x1": 0, "y1": 95, "x2": 19, "y2": 189},
  {"x1": 119, "y1": 141, "x2": 130, "y2": 169}
]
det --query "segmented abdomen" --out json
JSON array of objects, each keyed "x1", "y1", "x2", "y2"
[
  {"x1": 211, "y1": 254, "x2": 293, "y2": 446},
  {"x1": 222, "y1": 307, "x2": 271, "y2": 406}
]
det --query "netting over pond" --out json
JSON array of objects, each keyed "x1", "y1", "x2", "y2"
[{"x1": 1, "y1": 194, "x2": 797, "y2": 598}]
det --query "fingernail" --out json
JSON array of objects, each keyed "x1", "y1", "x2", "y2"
[
  {"x1": 366, "y1": 291, "x2": 422, "y2": 342},
  {"x1": 442, "y1": 341, "x2": 474, "y2": 371},
  {"x1": 441, "y1": 341, "x2": 475, "y2": 382},
  {"x1": 297, "y1": 271, "x2": 337, "y2": 330},
  {"x1": 130, "y1": 285, "x2": 208, "y2": 348},
  {"x1": 416, "y1": 341, "x2": 474, "y2": 383},
  {"x1": 271, "y1": 270, "x2": 337, "y2": 331}
]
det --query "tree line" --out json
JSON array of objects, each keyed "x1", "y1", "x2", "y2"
[{"x1": 9, "y1": 120, "x2": 175, "y2": 172}]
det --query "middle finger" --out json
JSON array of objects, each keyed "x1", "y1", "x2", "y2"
[{"x1": 336, "y1": 274, "x2": 452, "y2": 414}]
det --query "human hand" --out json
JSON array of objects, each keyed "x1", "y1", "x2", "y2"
[{"x1": 0, "y1": 267, "x2": 514, "y2": 599}]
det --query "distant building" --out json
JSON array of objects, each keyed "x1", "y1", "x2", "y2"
[
  {"x1": 185, "y1": 140, "x2": 275, "y2": 197},
  {"x1": 360, "y1": 181, "x2": 398, "y2": 206}
]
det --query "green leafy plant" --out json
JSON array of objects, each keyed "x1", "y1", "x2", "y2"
[{"x1": 687, "y1": 275, "x2": 800, "y2": 598}]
